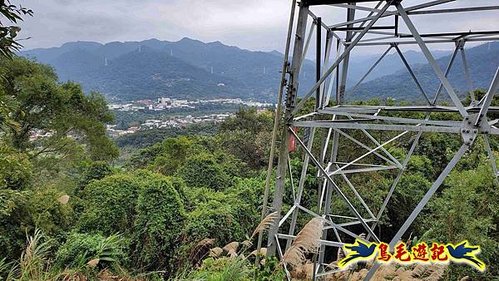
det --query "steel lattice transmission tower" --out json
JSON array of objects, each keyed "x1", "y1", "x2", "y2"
[{"x1": 259, "y1": 0, "x2": 499, "y2": 279}]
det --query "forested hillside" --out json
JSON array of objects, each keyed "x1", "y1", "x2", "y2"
[
  {"x1": 1, "y1": 55, "x2": 498, "y2": 280},
  {"x1": 22, "y1": 38, "x2": 476, "y2": 103},
  {"x1": 22, "y1": 39, "x2": 497, "y2": 103},
  {"x1": 347, "y1": 49, "x2": 449, "y2": 82},
  {"x1": 350, "y1": 42, "x2": 499, "y2": 101},
  {"x1": 21, "y1": 38, "x2": 313, "y2": 101},
  {"x1": 0, "y1": 2, "x2": 497, "y2": 279}
]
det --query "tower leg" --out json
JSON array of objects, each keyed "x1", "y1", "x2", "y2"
[{"x1": 267, "y1": 3, "x2": 310, "y2": 256}]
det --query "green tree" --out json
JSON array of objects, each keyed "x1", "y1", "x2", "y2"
[
  {"x1": 0, "y1": 188, "x2": 26, "y2": 260},
  {"x1": 0, "y1": 0, "x2": 32, "y2": 57},
  {"x1": 78, "y1": 161, "x2": 113, "y2": 188},
  {"x1": 78, "y1": 173, "x2": 141, "y2": 236},
  {"x1": 0, "y1": 141, "x2": 31, "y2": 190},
  {"x1": 422, "y1": 161, "x2": 498, "y2": 279},
  {"x1": 131, "y1": 174, "x2": 186, "y2": 273},
  {"x1": 218, "y1": 108, "x2": 273, "y2": 170},
  {"x1": 150, "y1": 136, "x2": 194, "y2": 175},
  {"x1": 177, "y1": 152, "x2": 233, "y2": 191},
  {"x1": 0, "y1": 57, "x2": 118, "y2": 161},
  {"x1": 219, "y1": 107, "x2": 272, "y2": 134},
  {"x1": 78, "y1": 171, "x2": 186, "y2": 274}
]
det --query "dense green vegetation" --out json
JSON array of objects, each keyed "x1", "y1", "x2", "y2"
[
  {"x1": 0, "y1": 55, "x2": 497, "y2": 280},
  {"x1": 0, "y1": 56, "x2": 278, "y2": 279},
  {"x1": 115, "y1": 123, "x2": 219, "y2": 149},
  {"x1": 0, "y1": 3, "x2": 497, "y2": 281}
]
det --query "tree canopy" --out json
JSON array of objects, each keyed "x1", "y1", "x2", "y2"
[
  {"x1": 0, "y1": 0, "x2": 32, "y2": 57},
  {"x1": 0, "y1": 57, "x2": 118, "y2": 161}
]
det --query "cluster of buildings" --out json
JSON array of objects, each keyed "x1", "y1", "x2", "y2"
[
  {"x1": 29, "y1": 130, "x2": 54, "y2": 141},
  {"x1": 106, "y1": 125, "x2": 140, "y2": 138},
  {"x1": 107, "y1": 97, "x2": 274, "y2": 112},
  {"x1": 106, "y1": 113, "x2": 233, "y2": 138},
  {"x1": 142, "y1": 113, "x2": 231, "y2": 129},
  {"x1": 105, "y1": 97, "x2": 274, "y2": 138}
]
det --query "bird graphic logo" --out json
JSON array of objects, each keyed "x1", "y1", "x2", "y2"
[
  {"x1": 446, "y1": 241, "x2": 485, "y2": 272},
  {"x1": 338, "y1": 240, "x2": 377, "y2": 268},
  {"x1": 337, "y1": 239, "x2": 486, "y2": 272}
]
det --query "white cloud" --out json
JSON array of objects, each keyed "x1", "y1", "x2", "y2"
[{"x1": 18, "y1": 0, "x2": 499, "y2": 54}]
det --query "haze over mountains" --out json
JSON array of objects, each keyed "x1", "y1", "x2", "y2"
[
  {"x1": 22, "y1": 38, "x2": 286, "y2": 101},
  {"x1": 351, "y1": 42, "x2": 499, "y2": 102},
  {"x1": 21, "y1": 38, "x2": 498, "y2": 102}
]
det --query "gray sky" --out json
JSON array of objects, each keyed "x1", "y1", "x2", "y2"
[{"x1": 18, "y1": 0, "x2": 499, "y2": 53}]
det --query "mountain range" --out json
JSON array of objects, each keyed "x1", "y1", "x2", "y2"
[
  {"x1": 21, "y1": 38, "x2": 296, "y2": 101},
  {"x1": 350, "y1": 42, "x2": 499, "y2": 102},
  {"x1": 20, "y1": 38, "x2": 498, "y2": 102}
]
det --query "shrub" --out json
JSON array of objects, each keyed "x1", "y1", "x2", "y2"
[
  {"x1": 0, "y1": 188, "x2": 72, "y2": 261},
  {"x1": 54, "y1": 232, "x2": 126, "y2": 270},
  {"x1": 177, "y1": 153, "x2": 232, "y2": 191},
  {"x1": 79, "y1": 161, "x2": 113, "y2": 188},
  {"x1": 188, "y1": 257, "x2": 252, "y2": 281},
  {"x1": 0, "y1": 144, "x2": 32, "y2": 190},
  {"x1": 78, "y1": 171, "x2": 186, "y2": 275},
  {"x1": 130, "y1": 174, "x2": 186, "y2": 274},
  {"x1": 78, "y1": 173, "x2": 141, "y2": 236},
  {"x1": 0, "y1": 189, "x2": 27, "y2": 260}
]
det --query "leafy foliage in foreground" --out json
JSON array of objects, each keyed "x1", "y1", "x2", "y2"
[
  {"x1": 0, "y1": 1, "x2": 33, "y2": 58},
  {"x1": 0, "y1": 56, "x2": 497, "y2": 280},
  {"x1": 0, "y1": 57, "x2": 119, "y2": 161}
]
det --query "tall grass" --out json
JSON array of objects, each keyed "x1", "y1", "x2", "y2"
[{"x1": 16, "y1": 229, "x2": 52, "y2": 281}]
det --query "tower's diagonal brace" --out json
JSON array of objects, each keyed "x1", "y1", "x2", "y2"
[
  {"x1": 285, "y1": 127, "x2": 316, "y2": 250},
  {"x1": 396, "y1": 3, "x2": 468, "y2": 118},
  {"x1": 364, "y1": 144, "x2": 469, "y2": 280},
  {"x1": 327, "y1": 0, "x2": 455, "y2": 29},
  {"x1": 339, "y1": 168, "x2": 377, "y2": 220},
  {"x1": 332, "y1": 128, "x2": 400, "y2": 167},
  {"x1": 345, "y1": 115, "x2": 404, "y2": 168},
  {"x1": 287, "y1": 156, "x2": 296, "y2": 202},
  {"x1": 289, "y1": 127, "x2": 380, "y2": 242},
  {"x1": 393, "y1": 44, "x2": 431, "y2": 104},
  {"x1": 459, "y1": 43, "x2": 476, "y2": 102},
  {"x1": 301, "y1": 20, "x2": 316, "y2": 70},
  {"x1": 434, "y1": 42, "x2": 460, "y2": 103},
  {"x1": 476, "y1": 68, "x2": 499, "y2": 126},
  {"x1": 319, "y1": 31, "x2": 334, "y2": 109},
  {"x1": 293, "y1": 0, "x2": 394, "y2": 115},
  {"x1": 483, "y1": 135, "x2": 498, "y2": 178},
  {"x1": 329, "y1": 130, "x2": 407, "y2": 175},
  {"x1": 350, "y1": 45, "x2": 393, "y2": 94}
]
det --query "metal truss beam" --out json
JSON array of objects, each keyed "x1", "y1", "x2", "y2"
[
  {"x1": 364, "y1": 144, "x2": 469, "y2": 280},
  {"x1": 289, "y1": 127, "x2": 380, "y2": 242},
  {"x1": 266, "y1": 1, "x2": 499, "y2": 280},
  {"x1": 407, "y1": 5, "x2": 499, "y2": 15},
  {"x1": 267, "y1": 3, "x2": 309, "y2": 256},
  {"x1": 293, "y1": 0, "x2": 394, "y2": 115},
  {"x1": 327, "y1": 0, "x2": 455, "y2": 29},
  {"x1": 293, "y1": 120, "x2": 463, "y2": 134}
]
